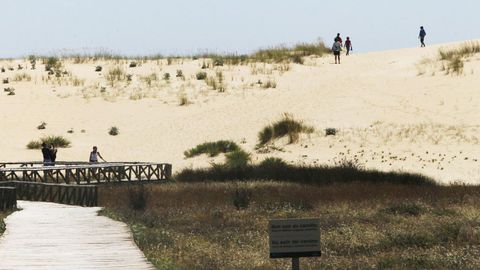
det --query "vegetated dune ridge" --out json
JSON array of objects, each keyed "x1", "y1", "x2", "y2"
[{"x1": 0, "y1": 40, "x2": 479, "y2": 184}]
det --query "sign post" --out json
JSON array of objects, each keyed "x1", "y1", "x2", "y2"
[{"x1": 269, "y1": 218, "x2": 321, "y2": 270}]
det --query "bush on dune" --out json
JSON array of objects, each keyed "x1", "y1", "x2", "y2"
[
  {"x1": 257, "y1": 113, "x2": 314, "y2": 146},
  {"x1": 184, "y1": 140, "x2": 240, "y2": 158},
  {"x1": 175, "y1": 157, "x2": 437, "y2": 186},
  {"x1": 26, "y1": 135, "x2": 71, "y2": 149}
]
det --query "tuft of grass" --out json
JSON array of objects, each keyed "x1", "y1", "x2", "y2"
[
  {"x1": 261, "y1": 79, "x2": 277, "y2": 89},
  {"x1": 163, "y1": 73, "x2": 170, "y2": 81},
  {"x1": 44, "y1": 57, "x2": 61, "y2": 72},
  {"x1": 12, "y1": 72, "x2": 32, "y2": 82},
  {"x1": 141, "y1": 73, "x2": 158, "y2": 86},
  {"x1": 257, "y1": 114, "x2": 314, "y2": 146},
  {"x1": 224, "y1": 149, "x2": 251, "y2": 169},
  {"x1": 325, "y1": 128, "x2": 337, "y2": 136},
  {"x1": 37, "y1": 121, "x2": 47, "y2": 130},
  {"x1": 109, "y1": 126, "x2": 119, "y2": 136},
  {"x1": 178, "y1": 94, "x2": 189, "y2": 106},
  {"x1": 184, "y1": 140, "x2": 240, "y2": 158},
  {"x1": 438, "y1": 42, "x2": 480, "y2": 75},
  {"x1": 383, "y1": 203, "x2": 424, "y2": 216},
  {"x1": 26, "y1": 135, "x2": 71, "y2": 149},
  {"x1": 196, "y1": 71, "x2": 207, "y2": 80},
  {"x1": 106, "y1": 66, "x2": 125, "y2": 86}
]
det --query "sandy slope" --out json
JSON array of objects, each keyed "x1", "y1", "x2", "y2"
[{"x1": 1, "y1": 40, "x2": 479, "y2": 184}]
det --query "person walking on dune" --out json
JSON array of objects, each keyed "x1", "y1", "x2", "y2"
[
  {"x1": 345, "y1": 37, "x2": 352, "y2": 55},
  {"x1": 334, "y1": 33, "x2": 343, "y2": 46},
  {"x1": 332, "y1": 40, "x2": 342, "y2": 64},
  {"x1": 89, "y1": 146, "x2": 106, "y2": 162},
  {"x1": 419, "y1": 26, "x2": 426, "y2": 47}
]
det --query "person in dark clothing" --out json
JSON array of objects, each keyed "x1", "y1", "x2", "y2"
[
  {"x1": 345, "y1": 37, "x2": 352, "y2": 55},
  {"x1": 49, "y1": 145, "x2": 57, "y2": 165},
  {"x1": 334, "y1": 33, "x2": 343, "y2": 46},
  {"x1": 419, "y1": 26, "x2": 426, "y2": 47},
  {"x1": 41, "y1": 143, "x2": 51, "y2": 166}
]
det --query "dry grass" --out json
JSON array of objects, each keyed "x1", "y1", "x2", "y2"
[{"x1": 100, "y1": 181, "x2": 480, "y2": 270}]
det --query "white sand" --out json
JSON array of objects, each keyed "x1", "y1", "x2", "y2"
[{"x1": 1, "y1": 40, "x2": 479, "y2": 184}]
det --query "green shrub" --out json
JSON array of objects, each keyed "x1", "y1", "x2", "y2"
[
  {"x1": 257, "y1": 114, "x2": 314, "y2": 146},
  {"x1": 260, "y1": 157, "x2": 288, "y2": 168},
  {"x1": 109, "y1": 126, "x2": 119, "y2": 136},
  {"x1": 196, "y1": 71, "x2": 207, "y2": 80},
  {"x1": 26, "y1": 135, "x2": 71, "y2": 149},
  {"x1": 325, "y1": 128, "x2": 337, "y2": 136},
  {"x1": 163, "y1": 73, "x2": 170, "y2": 81},
  {"x1": 106, "y1": 67, "x2": 125, "y2": 86},
  {"x1": 37, "y1": 122, "x2": 47, "y2": 130},
  {"x1": 225, "y1": 149, "x2": 251, "y2": 169},
  {"x1": 44, "y1": 57, "x2": 61, "y2": 71},
  {"x1": 184, "y1": 140, "x2": 240, "y2": 158}
]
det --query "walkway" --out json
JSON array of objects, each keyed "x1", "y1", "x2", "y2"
[{"x1": 0, "y1": 201, "x2": 154, "y2": 270}]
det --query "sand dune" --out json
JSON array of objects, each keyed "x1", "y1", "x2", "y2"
[{"x1": 1, "y1": 40, "x2": 479, "y2": 184}]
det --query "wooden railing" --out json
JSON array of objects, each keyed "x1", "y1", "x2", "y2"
[
  {"x1": 0, "y1": 181, "x2": 97, "y2": 207},
  {"x1": 0, "y1": 186, "x2": 17, "y2": 210},
  {"x1": 0, "y1": 162, "x2": 172, "y2": 184}
]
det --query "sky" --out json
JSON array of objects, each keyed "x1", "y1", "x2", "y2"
[{"x1": 0, "y1": 0, "x2": 479, "y2": 58}]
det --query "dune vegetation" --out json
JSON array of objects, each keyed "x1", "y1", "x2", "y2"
[{"x1": 100, "y1": 176, "x2": 480, "y2": 270}]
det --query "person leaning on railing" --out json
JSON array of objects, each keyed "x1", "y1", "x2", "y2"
[{"x1": 89, "y1": 146, "x2": 106, "y2": 162}]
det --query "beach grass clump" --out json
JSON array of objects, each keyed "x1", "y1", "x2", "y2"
[
  {"x1": 184, "y1": 140, "x2": 240, "y2": 158},
  {"x1": 224, "y1": 149, "x2": 251, "y2": 169},
  {"x1": 44, "y1": 57, "x2": 62, "y2": 72},
  {"x1": 140, "y1": 73, "x2": 158, "y2": 86},
  {"x1": 108, "y1": 126, "x2": 119, "y2": 136},
  {"x1": 257, "y1": 114, "x2": 314, "y2": 146},
  {"x1": 26, "y1": 135, "x2": 71, "y2": 149},
  {"x1": 196, "y1": 71, "x2": 207, "y2": 80},
  {"x1": 12, "y1": 72, "x2": 32, "y2": 82},
  {"x1": 438, "y1": 42, "x2": 480, "y2": 75},
  {"x1": 178, "y1": 92, "x2": 190, "y2": 106},
  {"x1": 106, "y1": 66, "x2": 126, "y2": 86},
  {"x1": 37, "y1": 121, "x2": 47, "y2": 130},
  {"x1": 261, "y1": 79, "x2": 277, "y2": 89}
]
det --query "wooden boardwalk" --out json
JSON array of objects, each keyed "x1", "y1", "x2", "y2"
[{"x1": 0, "y1": 201, "x2": 155, "y2": 270}]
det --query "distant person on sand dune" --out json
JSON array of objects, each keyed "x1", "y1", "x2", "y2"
[
  {"x1": 419, "y1": 26, "x2": 426, "y2": 47},
  {"x1": 332, "y1": 40, "x2": 342, "y2": 64},
  {"x1": 334, "y1": 33, "x2": 343, "y2": 46},
  {"x1": 89, "y1": 146, "x2": 106, "y2": 162},
  {"x1": 345, "y1": 37, "x2": 352, "y2": 55}
]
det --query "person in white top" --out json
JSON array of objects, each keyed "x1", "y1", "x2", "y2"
[{"x1": 89, "y1": 146, "x2": 106, "y2": 162}]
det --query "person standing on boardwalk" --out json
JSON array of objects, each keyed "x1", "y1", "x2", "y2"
[
  {"x1": 49, "y1": 145, "x2": 57, "y2": 165},
  {"x1": 89, "y1": 146, "x2": 106, "y2": 162},
  {"x1": 332, "y1": 40, "x2": 342, "y2": 64},
  {"x1": 41, "y1": 143, "x2": 52, "y2": 166},
  {"x1": 419, "y1": 26, "x2": 426, "y2": 47},
  {"x1": 345, "y1": 37, "x2": 352, "y2": 55}
]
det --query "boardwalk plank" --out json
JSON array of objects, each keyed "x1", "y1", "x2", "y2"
[{"x1": 0, "y1": 201, "x2": 154, "y2": 270}]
